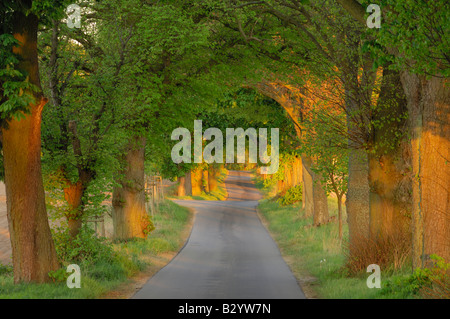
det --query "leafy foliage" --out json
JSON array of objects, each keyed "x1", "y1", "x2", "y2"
[
  {"x1": 47, "y1": 267, "x2": 70, "y2": 283},
  {"x1": 277, "y1": 184, "x2": 303, "y2": 206},
  {"x1": 0, "y1": 34, "x2": 37, "y2": 126},
  {"x1": 0, "y1": 263, "x2": 12, "y2": 276},
  {"x1": 301, "y1": 105, "x2": 349, "y2": 199},
  {"x1": 381, "y1": 255, "x2": 450, "y2": 298},
  {"x1": 51, "y1": 225, "x2": 114, "y2": 264},
  {"x1": 364, "y1": 0, "x2": 450, "y2": 77}
]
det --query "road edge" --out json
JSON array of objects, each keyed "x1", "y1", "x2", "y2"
[
  {"x1": 255, "y1": 203, "x2": 320, "y2": 299},
  {"x1": 100, "y1": 204, "x2": 197, "y2": 299}
]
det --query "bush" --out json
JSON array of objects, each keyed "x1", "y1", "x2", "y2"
[
  {"x1": 52, "y1": 225, "x2": 114, "y2": 264},
  {"x1": 0, "y1": 263, "x2": 12, "y2": 276},
  {"x1": 419, "y1": 255, "x2": 450, "y2": 299},
  {"x1": 381, "y1": 255, "x2": 450, "y2": 299},
  {"x1": 48, "y1": 267, "x2": 70, "y2": 283},
  {"x1": 277, "y1": 184, "x2": 303, "y2": 206},
  {"x1": 142, "y1": 214, "x2": 155, "y2": 237}
]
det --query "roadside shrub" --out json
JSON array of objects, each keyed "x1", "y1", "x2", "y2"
[
  {"x1": 277, "y1": 184, "x2": 303, "y2": 206},
  {"x1": 0, "y1": 263, "x2": 12, "y2": 276},
  {"x1": 52, "y1": 225, "x2": 114, "y2": 264},
  {"x1": 48, "y1": 267, "x2": 70, "y2": 283},
  {"x1": 142, "y1": 214, "x2": 156, "y2": 237},
  {"x1": 420, "y1": 255, "x2": 450, "y2": 299},
  {"x1": 381, "y1": 255, "x2": 450, "y2": 299}
]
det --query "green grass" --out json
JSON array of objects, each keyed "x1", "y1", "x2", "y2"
[
  {"x1": 257, "y1": 198, "x2": 418, "y2": 299},
  {"x1": 0, "y1": 199, "x2": 191, "y2": 299}
]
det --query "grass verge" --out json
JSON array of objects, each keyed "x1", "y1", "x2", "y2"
[
  {"x1": 257, "y1": 197, "x2": 421, "y2": 299},
  {"x1": 0, "y1": 199, "x2": 192, "y2": 299}
]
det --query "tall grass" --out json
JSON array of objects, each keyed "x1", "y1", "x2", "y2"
[{"x1": 344, "y1": 231, "x2": 412, "y2": 275}]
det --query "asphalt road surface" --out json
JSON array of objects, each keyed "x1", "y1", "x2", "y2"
[{"x1": 132, "y1": 171, "x2": 305, "y2": 299}]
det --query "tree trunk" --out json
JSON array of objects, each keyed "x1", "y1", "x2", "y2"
[
  {"x1": 346, "y1": 149, "x2": 370, "y2": 249},
  {"x1": 401, "y1": 73, "x2": 450, "y2": 267},
  {"x1": 368, "y1": 153, "x2": 411, "y2": 239},
  {"x1": 337, "y1": 195, "x2": 343, "y2": 241},
  {"x1": 63, "y1": 180, "x2": 84, "y2": 238},
  {"x1": 202, "y1": 169, "x2": 210, "y2": 193},
  {"x1": 277, "y1": 179, "x2": 285, "y2": 195},
  {"x1": 345, "y1": 76, "x2": 371, "y2": 254},
  {"x1": 2, "y1": 11, "x2": 59, "y2": 283},
  {"x1": 293, "y1": 157, "x2": 303, "y2": 186},
  {"x1": 302, "y1": 164, "x2": 314, "y2": 217},
  {"x1": 191, "y1": 167, "x2": 203, "y2": 196},
  {"x1": 292, "y1": 159, "x2": 298, "y2": 186},
  {"x1": 208, "y1": 165, "x2": 219, "y2": 193},
  {"x1": 336, "y1": 0, "x2": 450, "y2": 267},
  {"x1": 368, "y1": 68, "x2": 412, "y2": 241},
  {"x1": 302, "y1": 156, "x2": 329, "y2": 225},
  {"x1": 112, "y1": 136, "x2": 148, "y2": 240},
  {"x1": 312, "y1": 178, "x2": 329, "y2": 226},
  {"x1": 184, "y1": 170, "x2": 192, "y2": 196},
  {"x1": 65, "y1": 120, "x2": 94, "y2": 239},
  {"x1": 177, "y1": 176, "x2": 186, "y2": 197},
  {"x1": 283, "y1": 162, "x2": 293, "y2": 193}
]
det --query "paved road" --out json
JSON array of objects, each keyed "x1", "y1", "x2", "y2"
[{"x1": 133, "y1": 171, "x2": 305, "y2": 299}]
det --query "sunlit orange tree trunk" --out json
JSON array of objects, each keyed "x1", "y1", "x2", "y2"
[
  {"x1": 202, "y1": 168, "x2": 210, "y2": 193},
  {"x1": 63, "y1": 120, "x2": 95, "y2": 239},
  {"x1": 302, "y1": 164, "x2": 314, "y2": 218},
  {"x1": 63, "y1": 180, "x2": 84, "y2": 238},
  {"x1": 191, "y1": 166, "x2": 203, "y2": 196},
  {"x1": 2, "y1": 10, "x2": 59, "y2": 283},
  {"x1": 177, "y1": 175, "x2": 186, "y2": 196},
  {"x1": 336, "y1": 0, "x2": 450, "y2": 266},
  {"x1": 401, "y1": 73, "x2": 450, "y2": 267},
  {"x1": 368, "y1": 68, "x2": 412, "y2": 241},
  {"x1": 207, "y1": 165, "x2": 221, "y2": 193}
]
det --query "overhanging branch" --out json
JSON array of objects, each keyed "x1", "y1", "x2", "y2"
[{"x1": 335, "y1": 0, "x2": 366, "y2": 25}]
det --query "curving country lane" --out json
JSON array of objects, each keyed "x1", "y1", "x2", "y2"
[{"x1": 132, "y1": 170, "x2": 305, "y2": 299}]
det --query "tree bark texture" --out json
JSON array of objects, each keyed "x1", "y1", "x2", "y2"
[
  {"x1": 191, "y1": 167, "x2": 203, "y2": 196},
  {"x1": 368, "y1": 68, "x2": 412, "y2": 242},
  {"x1": 112, "y1": 136, "x2": 149, "y2": 240},
  {"x1": 2, "y1": 11, "x2": 59, "y2": 283},
  {"x1": 401, "y1": 73, "x2": 450, "y2": 267},
  {"x1": 177, "y1": 176, "x2": 186, "y2": 197},
  {"x1": 184, "y1": 170, "x2": 192, "y2": 196}
]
